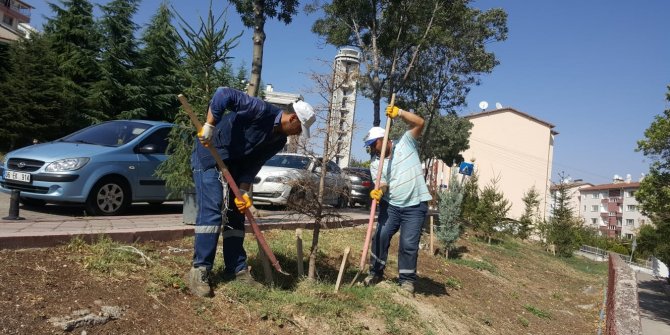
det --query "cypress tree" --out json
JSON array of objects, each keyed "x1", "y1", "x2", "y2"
[
  {"x1": 138, "y1": 2, "x2": 183, "y2": 121},
  {"x1": 44, "y1": 0, "x2": 104, "y2": 131},
  {"x1": 0, "y1": 34, "x2": 62, "y2": 150},
  {"x1": 436, "y1": 168, "x2": 464, "y2": 258},
  {"x1": 94, "y1": 0, "x2": 144, "y2": 119}
]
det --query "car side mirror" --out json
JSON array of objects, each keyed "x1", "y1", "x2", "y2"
[{"x1": 137, "y1": 144, "x2": 157, "y2": 154}]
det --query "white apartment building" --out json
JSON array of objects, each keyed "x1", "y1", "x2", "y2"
[
  {"x1": 548, "y1": 180, "x2": 594, "y2": 217},
  {"x1": 578, "y1": 177, "x2": 649, "y2": 239}
]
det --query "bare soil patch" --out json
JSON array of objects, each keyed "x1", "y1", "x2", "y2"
[{"x1": 0, "y1": 229, "x2": 606, "y2": 334}]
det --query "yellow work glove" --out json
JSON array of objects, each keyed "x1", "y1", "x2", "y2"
[
  {"x1": 385, "y1": 105, "x2": 401, "y2": 119},
  {"x1": 234, "y1": 192, "x2": 252, "y2": 213},
  {"x1": 197, "y1": 123, "x2": 215, "y2": 147},
  {"x1": 370, "y1": 189, "x2": 383, "y2": 201}
]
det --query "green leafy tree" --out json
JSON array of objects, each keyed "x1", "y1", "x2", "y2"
[
  {"x1": 156, "y1": 4, "x2": 242, "y2": 195},
  {"x1": 138, "y1": 2, "x2": 184, "y2": 121},
  {"x1": 44, "y1": 0, "x2": 104, "y2": 132},
  {"x1": 548, "y1": 173, "x2": 581, "y2": 257},
  {"x1": 635, "y1": 85, "x2": 670, "y2": 266},
  {"x1": 230, "y1": 0, "x2": 299, "y2": 96},
  {"x1": 436, "y1": 168, "x2": 464, "y2": 257},
  {"x1": 518, "y1": 186, "x2": 541, "y2": 240},
  {"x1": 0, "y1": 34, "x2": 62, "y2": 150},
  {"x1": 93, "y1": 0, "x2": 145, "y2": 119},
  {"x1": 312, "y1": 0, "x2": 507, "y2": 128},
  {"x1": 472, "y1": 176, "x2": 510, "y2": 244}
]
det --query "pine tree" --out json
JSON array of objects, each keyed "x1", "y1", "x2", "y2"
[
  {"x1": 44, "y1": 0, "x2": 104, "y2": 132},
  {"x1": 156, "y1": 3, "x2": 242, "y2": 195},
  {"x1": 436, "y1": 168, "x2": 464, "y2": 258},
  {"x1": 518, "y1": 186, "x2": 541, "y2": 240},
  {"x1": 472, "y1": 177, "x2": 511, "y2": 244},
  {"x1": 460, "y1": 169, "x2": 480, "y2": 226},
  {"x1": 93, "y1": 0, "x2": 144, "y2": 119},
  {"x1": 0, "y1": 34, "x2": 63, "y2": 151},
  {"x1": 548, "y1": 173, "x2": 581, "y2": 257},
  {"x1": 138, "y1": 2, "x2": 183, "y2": 121}
]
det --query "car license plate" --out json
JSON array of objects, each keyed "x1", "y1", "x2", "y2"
[{"x1": 4, "y1": 170, "x2": 31, "y2": 183}]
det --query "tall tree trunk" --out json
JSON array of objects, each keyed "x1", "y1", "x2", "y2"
[{"x1": 247, "y1": 0, "x2": 265, "y2": 97}]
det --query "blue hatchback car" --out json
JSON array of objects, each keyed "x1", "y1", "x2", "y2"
[{"x1": 0, "y1": 120, "x2": 177, "y2": 216}]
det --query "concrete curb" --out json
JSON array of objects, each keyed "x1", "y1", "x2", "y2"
[{"x1": 0, "y1": 218, "x2": 369, "y2": 250}]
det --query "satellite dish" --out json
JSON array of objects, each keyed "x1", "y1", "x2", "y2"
[
  {"x1": 495, "y1": 102, "x2": 503, "y2": 109},
  {"x1": 478, "y1": 101, "x2": 488, "y2": 110}
]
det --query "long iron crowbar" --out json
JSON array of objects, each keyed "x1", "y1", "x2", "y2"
[{"x1": 350, "y1": 93, "x2": 396, "y2": 285}]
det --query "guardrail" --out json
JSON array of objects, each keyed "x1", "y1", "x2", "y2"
[{"x1": 579, "y1": 245, "x2": 652, "y2": 270}]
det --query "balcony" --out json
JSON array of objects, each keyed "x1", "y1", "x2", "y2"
[
  {"x1": 607, "y1": 202, "x2": 621, "y2": 212},
  {"x1": 1, "y1": 0, "x2": 31, "y2": 23}
]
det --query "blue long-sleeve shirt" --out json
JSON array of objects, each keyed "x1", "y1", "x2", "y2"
[{"x1": 191, "y1": 87, "x2": 287, "y2": 184}]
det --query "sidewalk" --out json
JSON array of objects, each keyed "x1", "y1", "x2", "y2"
[
  {"x1": 0, "y1": 192, "x2": 370, "y2": 249},
  {"x1": 637, "y1": 272, "x2": 670, "y2": 335}
]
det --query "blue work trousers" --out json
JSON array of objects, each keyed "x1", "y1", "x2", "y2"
[
  {"x1": 192, "y1": 166, "x2": 247, "y2": 275},
  {"x1": 369, "y1": 201, "x2": 428, "y2": 283}
]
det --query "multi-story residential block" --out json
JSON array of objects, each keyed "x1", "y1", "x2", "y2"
[
  {"x1": 578, "y1": 176, "x2": 649, "y2": 239},
  {"x1": 0, "y1": 0, "x2": 33, "y2": 44},
  {"x1": 459, "y1": 107, "x2": 558, "y2": 219},
  {"x1": 548, "y1": 179, "x2": 594, "y2": 217},
  {"x1": 263, "y1": 84, "x2": 303, "y2": 153}
]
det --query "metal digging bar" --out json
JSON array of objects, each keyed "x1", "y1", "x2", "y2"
[
  {"x1": 350, "y1": 93, "x2": 395, "y2": 286},
  {"x1": 178, "y1": 94, "x2": 288, "y2": 275}
]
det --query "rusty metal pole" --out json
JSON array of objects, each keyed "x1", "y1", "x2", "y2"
[{"x1": 3, "y1": 189, "x2": 25, "y2": 220}]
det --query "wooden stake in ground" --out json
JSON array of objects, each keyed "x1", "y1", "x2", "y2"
[
  {"x1": 334, "y1": 247, "x2": 351, "y2": 293},
  {"x1": 296, "y1": 229, "x2": 304, "y2": 277},
  {"x1": 430, "y1": 215, "x2": 435, "y2": 256},
  {"x1": 178, "y1": 94, "x2": 288, "y2": 275}
]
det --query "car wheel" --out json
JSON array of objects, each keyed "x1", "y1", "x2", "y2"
[
  {"x1": 19, "y1": 197, "x2": 47, "y2": 207},
  {"x1": 335, "y1": 190, "x2": 348, "y2": 208},
  {"x1": 85, "y1": 177, "x2": 131, "y2": 216},
  {"x1": 287, "y1": 187, "x2": 306, "y2": 208}
]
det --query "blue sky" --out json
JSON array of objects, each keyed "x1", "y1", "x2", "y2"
[{"x1": 29, "y1": 0, "x2": 670, "y2": 185}]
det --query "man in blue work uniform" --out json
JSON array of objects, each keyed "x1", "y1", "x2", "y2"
[
  {"x1": 188, "y1": 87, "x2": 315, "y2": 297},
  {"x1": 363, "y1": 104, "x2": 431, "y2": 295}
]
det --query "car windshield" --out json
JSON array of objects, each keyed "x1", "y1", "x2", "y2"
[
  {"x1": 60, "y1": 121, "x2": 152, "y2": 147},
  {"x1": 264, "y1": 155, "x2": 311, "y2": 169}
]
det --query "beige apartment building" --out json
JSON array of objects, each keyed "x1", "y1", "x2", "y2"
[
  {"x1": 578, "y1": 177, "x2": 649, "y2": 239},
  {"x1": 458, "y1": 107, "x2": 557, "y2": 219}
]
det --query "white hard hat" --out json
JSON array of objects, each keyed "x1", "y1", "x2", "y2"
[
  {"x1": 292, "y1": 100, "x2": 316, "y2": 138},
  {"x1": 364, "y1": 126, "x2": 386, "y2": 147}
]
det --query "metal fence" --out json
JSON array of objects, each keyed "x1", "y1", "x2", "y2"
[{"x1": 579, "y1": 245, "x2": 653, "y2": 269}]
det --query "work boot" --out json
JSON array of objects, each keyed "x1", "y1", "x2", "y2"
[
  {"x1": 187, "y1": 266, "x2": 213, "y2": 297},
  {"x1": 399, "y1": 281, "x2": 415, "y2": 294},
  {"x1": 363, "y1": 272, "x2": 383, "y2": 287},
  {"x1": 226, "y1": 267, "x2": 263, "y2": 287}
]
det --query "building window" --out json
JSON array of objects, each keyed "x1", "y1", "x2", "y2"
[
  {"x1": 626, "y1": 190, "x2": 635, "y2": 198},
  {"x1": 639, "y1": 219, "x2": 646, "y2": 225},
  {"x1": 591, "y1": 193, "x2": 598, "y2": 199},
  {"x1": 625, "y1": 233, "x2": 633, "y2": 239},
  {"x1": 626, "y1": 205, "x2": 636, "y2": 212},
  {"x1": 583, "y1": 205, "x2": 587, "y2": 212},
  {"x1": 609, "y1": 211, "x2": 616, "y2": 216},
  {"x1": 591, "y1": 205, "x2": 598, "y2": 212},
  {"x1": 2, "y1": 15, "x2": 13, "y2": 27},
  {"x1": 626, "y1": 219, "x2": 634, "y2": 226},
  {"x1": 591, "y1": 218, "x2": 598, "y2": 225}
]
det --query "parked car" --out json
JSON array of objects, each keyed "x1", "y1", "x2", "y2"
[
  {"x1": 342, "y1": 167, "x2": 373, "y2": 208},
  {"x1": 0, "y1": 120, "x2": 176, "y2": 216},
  {"x1": 252, "y1": 153, "x2": 348, "y2": 207}
]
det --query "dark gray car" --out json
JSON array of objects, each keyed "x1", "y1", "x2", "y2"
[{"x1": 342, "y1": 167, "x2": 373, "y2": 208}]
